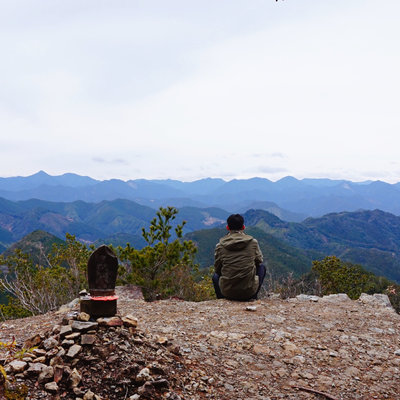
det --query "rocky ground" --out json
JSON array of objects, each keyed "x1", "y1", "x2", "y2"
[{"x1": 1, "y1": 287, "x2": 400, "y2": 400}]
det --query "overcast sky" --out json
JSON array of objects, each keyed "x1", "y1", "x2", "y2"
[{"x1": 1, "y1": 0, "x2": 400, "y2": 182}]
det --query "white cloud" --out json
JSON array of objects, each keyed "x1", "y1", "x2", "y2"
[{"x1": 0, "y1": 0, "x2": 400, "y2": 182}]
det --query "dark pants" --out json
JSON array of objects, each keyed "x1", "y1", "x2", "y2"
[{"x1": 212, "y1": 263, "x2": 266, "y2": 300}]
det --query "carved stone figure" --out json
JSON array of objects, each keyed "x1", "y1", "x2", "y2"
[
  {"x1": 87, "y1": 245, "x2": 118, "y2": 296},
  {"x1": 81, "y1": 245, "x2": 119, "y2": 317}
]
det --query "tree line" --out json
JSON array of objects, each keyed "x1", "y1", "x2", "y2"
[{"x1": 1, "y1": 207, "x2": 399, "y2": 320}]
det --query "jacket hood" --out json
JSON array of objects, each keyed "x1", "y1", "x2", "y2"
[{"x1": 219, "y1": 231, "x2": 254, "y2": 251}]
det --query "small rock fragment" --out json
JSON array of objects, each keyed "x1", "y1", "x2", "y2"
[
  {"x1": 25, "y1": 362, "x2": 47, "y2": 376},
  {"x1": 43, "y1": 337, "x2": 59, "y2": 350},
  {"x1": 33, "y1": 356, "x2": 46, "y2": 363},
  {"x1": 65, "y1": 332, "x2": 81, "y2": 340},
  {"x1": 78, "y1": 312, "x2": 91, "y2": 322},
  {"x1": 44, "y1": 381, "x2": 58, "y2": 394},
  {"x1": 71, "y1": 321, "x2": 98, "y2": 332},
  {"x1": 97, "y1": 316, "x2": 123, "y2": 327},
  {"x1": 54, "y1": 365, "x2": 64, "y2": 383},
  {"x1": 9, "y1": 360, "x2": 27, "y2": 373},
  {"x1": 38, "y1": 366, "x2": 54, "y2": 383},
  {"x1": 69, "y1": 368, "x2": 82, "y2": 388},
  {"x1": 32, "y1": 348, "x2": 47, "y2": 357},
  {"x1": 60, "y1": 324, "x2": 73, "y2": 338},
  {"x1": 296, "y1": 294, "x2": 319, "y2": 302},
  {"x1": 83, "y1": 389, "x2": 95, "y2": 400},
  {"x1": 122, "y1": 314, "x2": 138, "y2": 328},
  {"x1": 81, "y1": 334, "x2": 96, "y2": 345},
  {"x1": 136, "y1": 367, "x2": 151, "y2": 382},
  {"x1": 24, "y1": 334, "x2": 42, "y2": 348},
  {"x1": 46, "y1": 347, "x2": 59, "y2": 358},
  {"x1": 157, "y1": 336, "x2": 169, "y2": 345},
  {"x1": 66, "y1": 344, "x2": 82, "y2": 358}
]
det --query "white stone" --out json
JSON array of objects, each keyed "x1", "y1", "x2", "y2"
[
  {"x1": 9, "y1": 360, "x2": 27, "y2": 373},
  {"x1": 136, "y1": 367, "x2": 151, "y2": 381},
  {"x1": 320, "y1": 293, "x2": 351, "y2": 303},
  {"x1": 296, "y1": 294, "x2": 319, "y2": 302},
  {"x1": 359, "y1": 293, "x2": 393, "y2": 308}
]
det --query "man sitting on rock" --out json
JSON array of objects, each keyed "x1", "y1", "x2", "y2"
[{"x1": 212, "y1": 214, "x2": 266, "y2": 301}]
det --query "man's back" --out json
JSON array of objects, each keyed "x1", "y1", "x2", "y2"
[{"x1": 214, "y1": 230, "x2": 263, "y2": 300}]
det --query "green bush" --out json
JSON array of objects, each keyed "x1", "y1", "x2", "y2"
[
  {"x1": 117, "y1": 206, "x2": 214, "y2": 301},
  {"x1": 312, "y1": 256, "x2": 376, "y2": 299},
  {"x1": 0, "y1": 235, "x2": 92, "y2": 318},
  {"x1": 310, "y1": 256, "x2": 400, "y2": 313}
]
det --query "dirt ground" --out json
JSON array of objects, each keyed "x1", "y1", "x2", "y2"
[{"x1": 1, "y1": 287, "x2": 400, "y2": 400}]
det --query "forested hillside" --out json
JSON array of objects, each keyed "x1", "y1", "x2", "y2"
[
  {"x1": 185, "y1": 227, "x2": 320, "y2": 279},
  {"x1": 243, "y1": 209, "x2": 400, "y2": 282},
  {"x1": 0, "y1": 197, "x2": 228, "y2": 247}
]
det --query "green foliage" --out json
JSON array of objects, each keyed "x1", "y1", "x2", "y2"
[
  {"x1": 2, "y1": 230, "x2": 65, "y2": 266},
  {"x1": 0, "y1": 234, "x2": 92, "y2": 318},
  {"x1": 312, "y1": 256, "x2": 376, "y2": 299},
  {"x1": 310, "y1": 256, "x2": 400, "y2": 312},
  {"x1": 48, "y1": 233, "x2": 93, "y2": 291},
  {"x1": 118, "y1": 206, "x2": 213, "y2": 301},
  {"x1": 0, "y1": 296, "x2": 32, "y2": 320}
]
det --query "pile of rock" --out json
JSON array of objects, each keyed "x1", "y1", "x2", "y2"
[{"x1": 3, "y1": 312, "x2": 188, "y2": 399}]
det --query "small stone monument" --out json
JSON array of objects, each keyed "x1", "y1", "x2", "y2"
[{"x1": 80, "y1": 245, "x2": 119, "y2": 317}]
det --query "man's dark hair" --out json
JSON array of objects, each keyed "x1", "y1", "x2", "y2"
[{"x1": 227, "y1": 214, "x2": 244, "y2": 230}]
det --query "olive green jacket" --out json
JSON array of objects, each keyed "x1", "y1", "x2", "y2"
[{"x1": 214, "y1": 230, "x2": 263, "y2": 300}]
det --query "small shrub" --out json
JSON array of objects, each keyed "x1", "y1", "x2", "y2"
[
  {"x1": 0, "y1": 235, "x2": 92, "y2": 318},
  {"x1": 312, "y1": 256, "x2": 374, "y2": 300},
  {"x1": 118, "y1": 207, "x2": 213, "y2": 302}
]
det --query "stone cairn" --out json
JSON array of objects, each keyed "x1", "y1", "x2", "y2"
[{"x1": 2, "y1": 245, "x2": 186, "y2": 399}]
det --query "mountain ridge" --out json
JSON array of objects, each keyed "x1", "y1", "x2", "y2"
[
  {"x1": 1, "y1": 171, "x2": 400, "y2": 217},
  {"x1": 242, "y1": 208, "x2": 400, "y2": 282}
]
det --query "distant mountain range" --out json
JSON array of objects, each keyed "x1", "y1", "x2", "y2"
[
  {"x1": 2, "y1": 171, "x2": 400, "y2": 218},
  {"x1": 0, "y1": 196, "x2": 229, "y2": 247},
  {"x1": 10, "y1": 206, "x2": 400, "y2": 283},
  {"x1": 2, "y1": 171, "x2": 400, "y2": 283}
]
